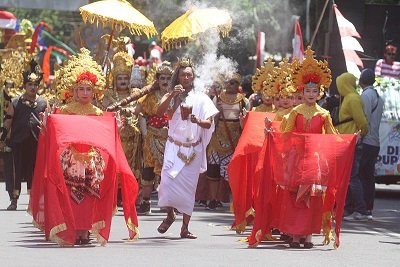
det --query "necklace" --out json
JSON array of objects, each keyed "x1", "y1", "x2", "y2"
[{"x1": 219, "y1": 91, "x2": 244, "y2": 105}]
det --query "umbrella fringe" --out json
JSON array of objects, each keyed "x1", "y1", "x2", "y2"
[{"x1": 80, "y1": 10, "x2": 157, "y2": 38}]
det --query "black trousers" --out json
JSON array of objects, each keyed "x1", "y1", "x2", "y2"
[
  {"x1": 359, "y1": 143, "x2": 380, "y2": 211},
  {"x1": 2, "y1": 150, "x2": 15, "y2": 199},
  {"x1": 11, "y1": 136, "x2": 38, "y2": 196}
]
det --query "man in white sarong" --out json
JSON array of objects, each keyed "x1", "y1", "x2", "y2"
[{"x1": 156, "y1": 58, "x2": 219, "y2": 239}]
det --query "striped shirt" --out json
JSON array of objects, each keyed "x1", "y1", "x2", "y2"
[{"x1": 375, "y1": 59, "x2": 400, "y2": 78}]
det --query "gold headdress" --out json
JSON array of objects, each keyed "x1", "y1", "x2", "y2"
[
  {"x1": 226, "y1": 72, "x2": 241, "y2": 84},
  {"x1": 292, "y1": 46, "x2": 332, "y2": 95},
  {"x1": 174, "y1": 57, "x2": 193, "y2": 70},
  {"x1": 262, "y1": 58, "x2": 296, "y2": 98},
  {"x1": 157, "y1": 61, "x2": 173, "y2": 76},
  {"x1": 111, "y1": 51, "x2": 134, "y2": 78},
  {"x1": 252, "y1": 58, "x2": 275, "y2": 99},
  {"x1": 55, "y1": 48, "x2": 105, "y2": 101},
  {"x1": 23, "y1": 58, "x2": 43, "y2": 84}
]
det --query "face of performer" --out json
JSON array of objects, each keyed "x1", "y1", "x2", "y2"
[
  {"x1": 261, "y1": 94, "x2": 273, "y2": 106},
  {"x1": 273, "y1": 96, "x2": 281, "y2": 109},
  {"x1": 178, "y1": 67, "x2": 194, "y2": 90},
  {"x1": 157, "y1": 74, "x2": 171, "y2": 93},
  {"x1": 116, "y1": 74, "x2": 130, "y2": 91},
  {"x1": 225, "y1": 79, "x2": 240, "y2": 94},
  {"x1": 293, "y1": 92, "x2": 304, "y2": 106},
  {"x1": 75, "y1": 84, "x2": 94, "y2": 105},
  {"x1": 280, "y1": 95, "x2": 294, "y2": 109},
  {"x1": 24, "y1": 82, "x2": 40, "y2": 99},
  {"x1": 303, "y1": 83, "x2": 320, "y2": 105}
]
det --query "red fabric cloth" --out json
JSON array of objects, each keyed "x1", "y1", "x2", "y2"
[
  {"x1": 29, "y1": 113, "x2": 139, "y2": 246},
  {"x1": 228, "y1": 111, "x2": 275, "y2": 230},
  {"x1": 248, "y1": 132, "x2": 356, "y2": 247}
]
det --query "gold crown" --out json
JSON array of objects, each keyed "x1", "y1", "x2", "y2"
[
  {"x1": 55, "y1": 48, "x2": 105, "y2": 102},
  {"x1": 292, "y1": 46, "x2": 332, "y2": 94},
  {"x1": 262, "y1": 58, "x2": 296, "y2": 98},
  {"x1": 252, "y1": 57, "x2": 275, "y2": 93},
  {"x1": 157, "y1": 61, "x2": 173, "y2": 76},
  {"x1": 111, "y1": 51, "x2": 134, "y2": 77},
  {"x1": 175, "y1": 57, "x2": 193, "y2": 69},
  {"x1": 227, "y1": 72, "x2": 241, "y2": 84}
]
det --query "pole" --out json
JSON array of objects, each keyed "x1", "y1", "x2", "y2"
[
  {"x1": 309, "y1": 0, "x2": 330, "y2": 47},
  {"x1": 102, "y1": 22, "x2": 115, "y2": 70}
]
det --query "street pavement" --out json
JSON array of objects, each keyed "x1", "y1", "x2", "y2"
[{"x1": 0, "y1": 182, "x2": 399, "y2": 267}]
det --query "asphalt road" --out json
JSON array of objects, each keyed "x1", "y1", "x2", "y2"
[{"x1": 0, "y1": 183, "x2": 399, "y2": 267}]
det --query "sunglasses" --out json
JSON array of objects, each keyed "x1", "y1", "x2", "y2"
[{"x1": 227, "y1": 80, "x2": 239, "y2": 85}]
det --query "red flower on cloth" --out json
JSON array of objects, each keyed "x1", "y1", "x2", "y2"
[
  {"x1": 76, "y1": 71, "x2": 98, "y2": 85},
  {"x1": 302, "y1": 73, "x2": 321, "y2": 84},
  {"x1": 148, "y1": 114, "x2": 168, "y2": 128}
]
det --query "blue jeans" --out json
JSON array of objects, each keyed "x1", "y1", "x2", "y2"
[
  {"x1": 360, "y1": 143, "x2": 380, "y2": 211},
  {"x1": 345, "y1": 143, "x2": 367, "y2": 215}
]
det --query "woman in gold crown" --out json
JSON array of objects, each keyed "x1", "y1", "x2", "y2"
[
  {"x1": 29, "y1": 48, "x2": 139, "y2": 246},
  {"x1": 265, "y1": 47, "x2": 337, "y2": 249}
]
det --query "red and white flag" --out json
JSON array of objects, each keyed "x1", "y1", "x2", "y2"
[
  {"x1": 0, "y1": 10, "x2": 17, "y2": 30},
  {"x1": 292, "y1": 18, "x2": 304, "y2": 62},
  {"x1": 256, "y1": 32, "x2": 265, "y2": 68},
  {"x1": 334, "y1": 5, "x2": 364, "y2": 77}
]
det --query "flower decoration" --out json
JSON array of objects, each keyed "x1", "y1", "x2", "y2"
[{"x1": 76, "y1": 71, "x2": 98, "y2": 85}]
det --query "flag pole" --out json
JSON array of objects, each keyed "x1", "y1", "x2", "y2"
[{"x1": 309, "y1": 0, "x2": 330, "y2": 48}]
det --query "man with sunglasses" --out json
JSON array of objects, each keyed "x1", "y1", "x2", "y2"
[
  {"x1": 135, "y1": 61, "x2": 173, "y2": 215},
  {"x1": 375, "y1": 44, "x2": 400, "y2": 79},
  {"x1": 205, "y1": 73, "x2": 250, "y2": 210}
]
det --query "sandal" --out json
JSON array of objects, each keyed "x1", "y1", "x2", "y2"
[
  {"x1": 303, "y1": 242, "x2": 314, "y2": 249},
  {"x1": 289, "y1": 241, "x2": 300, "y2": 248},
  {"x1": 157, "y1": 213, "x2": 176, "y2": 234},
  {"x1": 180, "y1": 229, "x2": 197, "y2": 239},
  {"x1": 180, "y1": 223, "x2": 197, "y2": 239}
]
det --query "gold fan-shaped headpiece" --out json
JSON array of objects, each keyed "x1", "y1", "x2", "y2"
[
  {"x1": 174, "y1": 57, "x2": 193, "y2": 70},
  {"x1": 262, "y1": 58, "x2": 296, "y2": 98},
  {"x1": 252, "y1": 58, "x2": 275, "y2": 99},
  {"x1": 291, "y1": 46, "x2": 331, "y2": 95},
  {"x1": 111, "y1": 51, "x2": 134, "y2": 78}
]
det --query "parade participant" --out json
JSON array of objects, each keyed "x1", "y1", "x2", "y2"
[
  {"x1": 270, "y1": 59, "x2": 296, "y2": 121},
  {"x1": 251, "y1": 58, "x2": 276, "y2": 113},
  {"x1": 156, "y1": 57, "x2": 218, "y2": 239},
  {"x1": 335, "y1": 72, "x2": 369, "y2": 221},
  {"x1": 204, "y1": 72, "x2": 249, "y2": 210},
  {"x1": 135, "y1": 61, "x2": 173, "y2": 215},
  {"x1": 374, "y1": 44, "x2": 400, "y2": 79},
  {"x1": 2, "y1": 58, "x2": 47, "y2": 210},
  {"x1": 102, "y1": 50, "x2": 142, "y2": 179},
  {"x1": 29, "y1": 48, "x2": 139, "y2": 246},
  {"x1": 263, "y1": 47, "x2": 337, "y2": 248},
  {"x1": 358, "y1": 69, "x2": 384, "y2": 220}
]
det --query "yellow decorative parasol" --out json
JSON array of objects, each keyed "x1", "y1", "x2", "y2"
[
  {"x1": 80, "y1": 0, "x2": 157, "y2": 66},
  {"x1": 161, "y1": 6, "x2": 232, "y2": 50}
]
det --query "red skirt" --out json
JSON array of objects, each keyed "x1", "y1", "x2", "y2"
[{"x1": 278, "y1": 189, "x2": 322, "y2": 235}]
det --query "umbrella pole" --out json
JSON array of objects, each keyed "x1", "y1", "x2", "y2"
[{"x1": 102, "y1": 22, "x2": 116, "y2": 69}]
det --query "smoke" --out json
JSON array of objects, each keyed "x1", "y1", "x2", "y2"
[{"x1": 138, "y1": 0, "x2": 300, "y2": 77}]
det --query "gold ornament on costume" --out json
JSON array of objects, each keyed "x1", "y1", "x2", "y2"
[
  {"x1": 252, "y1": 58, "x2": 276, "y2": 100},
  {"x1": 55, "y1": 48, "x2": 105, "y2": 102},
  {"x1": 263, "y1": 58, "x2": 296, "y2": 98},
  {"x1": 291, "y1": 46, "x2": 332, "y2": 95},
  {"x1": 146, "y1": 62, "x2": 157, "y2": 86},
  {"x1": 0, "y1": 50, "x2": 24, "y2": 91}
]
